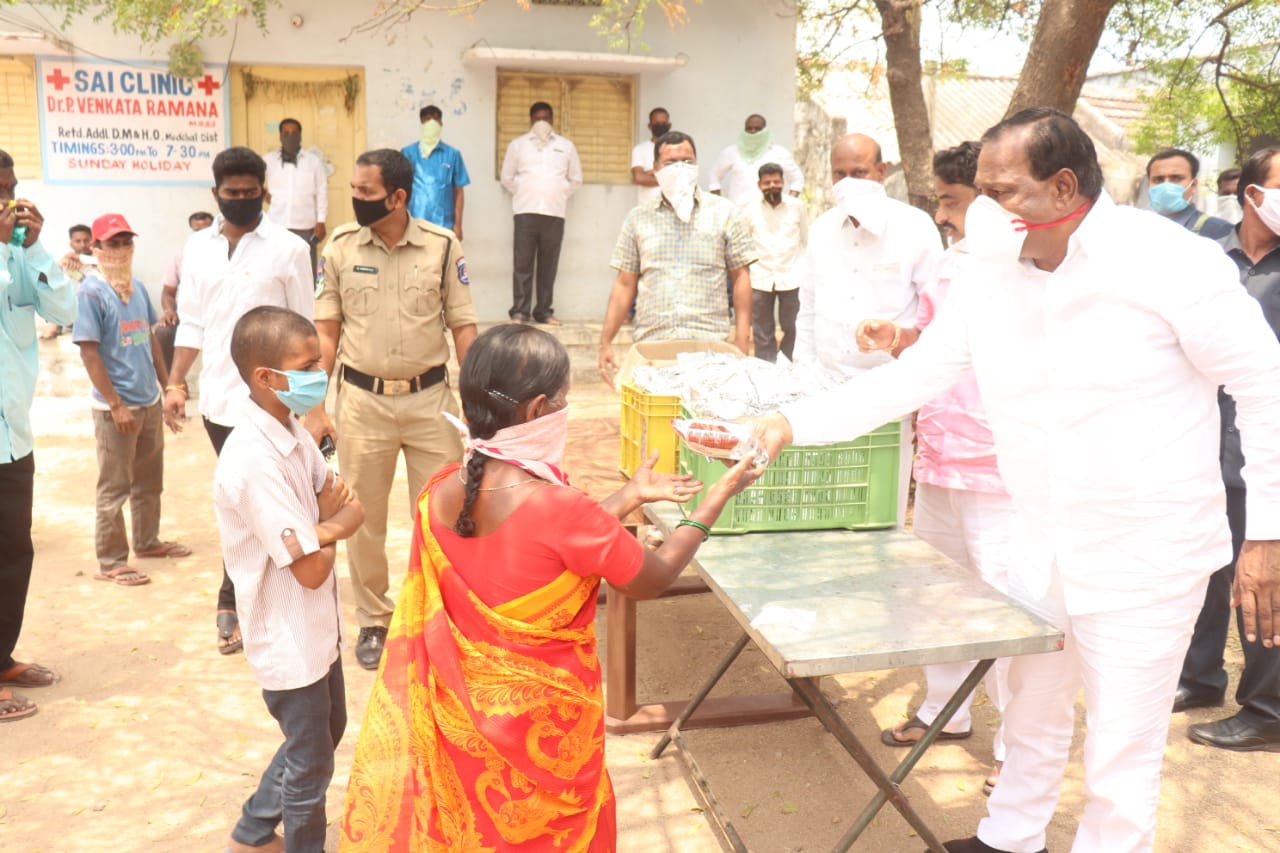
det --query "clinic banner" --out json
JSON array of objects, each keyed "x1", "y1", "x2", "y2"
[{"x1": 37, "y1": 58, "x2": 230, "y2": 186}]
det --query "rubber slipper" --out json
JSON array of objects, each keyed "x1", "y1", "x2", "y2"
[
  {"x1": 0, "y1": 661, "x2": 60, "y2": 687},
  {"x1": 217, "y1": 611, "x2": 243, "y2": 656},
  {"x1": 880, "y1": 714, "x2": 972, "y2": 747},
  {"x1": 94, "y1": 564, "x2": 151, "y2": 586},
  {"x1": 0, "y1": 688, "x2": 37, "y2": 722},
  {"x1": 136, "y1": 541, "x2": 192, "y2": 559}
]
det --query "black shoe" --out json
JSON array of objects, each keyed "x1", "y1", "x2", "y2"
[
  {"x1": 355, "y1": 626, "x2": 388, "y2": 670},
  {"x1": 932, "y1": 837, "x2": 1047, "y2": 853},
  {"x1": 1188, "y1": 713, "x2": 1280, "y2": 752},
  {"x1": 1172, "y1": 685, "x2": 1225, "y2": 713}
]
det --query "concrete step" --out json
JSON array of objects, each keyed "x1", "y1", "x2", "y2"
[{"x1": 36, "y1": 319, "x2": 633, "y2": 402}]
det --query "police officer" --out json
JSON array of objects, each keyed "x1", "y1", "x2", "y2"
[{"x1": 315, "y1": 148, "x2": 477, "y2": 670}]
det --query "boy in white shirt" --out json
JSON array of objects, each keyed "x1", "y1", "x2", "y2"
[{"x1": 214, "y1": 306, "x2": 363, "y2": 853}]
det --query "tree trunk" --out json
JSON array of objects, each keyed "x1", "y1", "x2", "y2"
[
  {"x1": 872, "y1": 0, "x2": 934, "y2": 212},
  {"x1": 1005, "y1": 0, "x2": 1120, "y2": 117}
]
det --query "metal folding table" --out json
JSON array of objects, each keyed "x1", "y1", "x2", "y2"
[{"x1": 640, "y1": 502, "x2": 1063, "y2": 853}]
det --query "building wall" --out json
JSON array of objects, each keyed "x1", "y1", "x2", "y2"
[{"x1": 11, "y1": 0, "x2": 798, "y2": 320}]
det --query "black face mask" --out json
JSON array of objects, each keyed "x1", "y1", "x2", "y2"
[
  {"x1": 763, "y1": 189, "x2": 783, "y2": 204},
  {"x1": 218, "y1": 195, "x2": 263, "y2": 228},
  {"x1": 352, "y1": 195, "x2": 391, "y2": 228},
  {"x1": 651, "y1": 122, "x2": 672, "y2": 137}
]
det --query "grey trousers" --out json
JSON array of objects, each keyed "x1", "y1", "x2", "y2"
[
  {"x1": 92, "y1": 401, "x2": 164, "y2": 568},
  {"x1": 511, "y1": 213, "x2": 564, "y2": 321},
  {"x1": 751, "y1": 289, "x2": 800, "y2": 363}
]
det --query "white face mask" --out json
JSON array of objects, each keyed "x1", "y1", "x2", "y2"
[
  {"x1": 832, "y1": 177, "x2": 888, "y2": 235},
  {"x1": 655, "y1": 161, "x2": 699, "y2": 222},
  {"x1": 963, "y1": 195, "x2": 1028, "y2": 265},
  {"x1": 531, "y1": 120, "x2": 553, "y2": 149},
  {"x1": 1247, "y1": 185, "x2": 1280, "y2": 237}
]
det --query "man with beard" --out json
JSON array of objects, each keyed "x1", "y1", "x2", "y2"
[
  {"x1": 315, "y1": 148, "x2": 477, "y2": 670},
  {"x1": 163, "y1": 146, "x2": 318, "y2": 657},
  {"x1": 264, "y1": 118, "x2": 328, "y2": 273}
]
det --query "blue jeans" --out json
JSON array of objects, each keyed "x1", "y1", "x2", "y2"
[{"x1": 232, "y1": 658, "x2": 346, "y2": 851}]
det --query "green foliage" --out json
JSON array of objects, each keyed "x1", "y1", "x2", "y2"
[
  {"x1": 33, "y1": 0, "x2": 277, "y2": 45},
  {"x1": 588, "y1": 0, "x2": 699, "y2": 52}
]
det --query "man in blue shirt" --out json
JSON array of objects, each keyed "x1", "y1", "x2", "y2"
[
  {"x1": 1146, "y1": 148, "x2": 1234, "y2": 240},
  {"x1": 72, "y1": 213, "x2": 191, "y2": 589},
  {"x1": 401, "y1": 105, "x2": 471, "y2": 241},
  {"x1": 0, "y1": 149, "x2": 76, "y2": 722}
]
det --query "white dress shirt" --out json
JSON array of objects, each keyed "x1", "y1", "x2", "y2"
[
  {"x1": 794, "y1": 199, "x2": 941, "y2": 377},
  {"x1": 709, "y1": 143, "x2": 805, "y2": 208},
  {"x1": 214, "y1": 402, "x2": 341, "y2": 691},
  {"x1": 264, "y1": 149, "x2": 329, "y2": 230},
  {"x1": 784, "y1": 194, "x2": 1280, "y2": 616},
  {"x1": 743, "y1": 194, "x2": 808, "y2": 292},
  {"x1": 174, "y1": 216, "x2": 314, "y2": 427},
  {"x1": 631, "y1": 139, "x2": 661, "y2": 205},
  {"x1": 500, "y1": 131, "x2": 584, "y2": 219}
]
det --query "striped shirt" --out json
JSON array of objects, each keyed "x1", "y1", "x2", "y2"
[
  {"x1": 610, "y1": 190, "x2": 756, "y2": 343},
  {"x1": 213, "y1": 403, "x2": 342, "y2": 691}
]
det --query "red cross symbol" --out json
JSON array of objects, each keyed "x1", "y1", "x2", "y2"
[
  {"x1": 195, "y1": 74, "x2": 221, "y2": 96},
  {"x1": 45, "y1": 68, "x2": 71, "y2": 91}
]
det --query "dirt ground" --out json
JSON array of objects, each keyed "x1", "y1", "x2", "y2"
[{"x1": 4, "y1": 342, "x2": 1280, "y2": 852}]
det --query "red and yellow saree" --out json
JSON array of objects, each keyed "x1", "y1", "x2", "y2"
[{"x1": 340, "y1": 471, "x2": 618, "y2": 852}]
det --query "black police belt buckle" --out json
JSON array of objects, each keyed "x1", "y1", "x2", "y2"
[{"x1": 341, "y1": 364, "x2": 445, "y2": 396}]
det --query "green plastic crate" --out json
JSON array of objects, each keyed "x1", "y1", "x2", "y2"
[
  {"x1": 619, "y1": 382, "x2": 682, "y2": 477},
  {"x1": 678, "y1": 408, "x2": 901, "y2": 534}
]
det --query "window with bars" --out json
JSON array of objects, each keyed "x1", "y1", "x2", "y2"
[
  {"x1": 495, "y1": 69, "x2": 634, "y2": 184},
  {"x1": 0, "y1": 57, "x2": 42, "y2": 178}
]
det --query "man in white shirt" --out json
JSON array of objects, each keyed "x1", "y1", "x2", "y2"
[
  {"x1": 794, "y1": 132, "x2": 941, "y2": 380},
  {"x1": 162, "y1": 147, "x2": 319, "y2": 659},
  {"x1": 744, "y1": 162, "x2": 807, "y2": 362},
  {"x1": 264, "y1": 118, "x2": 328, "y2": 273},
  {"x1": 499, "y1": 101, "x2": 583, "y2": 325},
  {"x1": 754, "y1": 108, "x2": 1280, "y2": 853},
  {"x1": 709, "y1": 113, "x2": 804, "y2": 207},
  {"x1": 630, "y1": 107, "x2": 671, "y2": 206}
]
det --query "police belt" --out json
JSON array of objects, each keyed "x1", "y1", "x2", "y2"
[{"x1": 340, "y1": 363, "x2": 446, "y2": 396}]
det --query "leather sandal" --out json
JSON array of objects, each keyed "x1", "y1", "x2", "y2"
[
  {"x1": 217, "y1": 610, "x2": 243, "y2": 655},
  {"x1": 881, "y1": 714, "x2": 972, "y2": 747}
]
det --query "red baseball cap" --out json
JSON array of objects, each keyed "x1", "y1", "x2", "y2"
[{"x1": 91, "y1": 213, "x2": 137, "y2": 242}]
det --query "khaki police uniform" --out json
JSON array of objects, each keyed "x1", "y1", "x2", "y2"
[{"x1": 315, "y1": 218, "x2": 477, "y2": 628}]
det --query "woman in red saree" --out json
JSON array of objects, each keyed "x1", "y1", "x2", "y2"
[{"x1": 340, "y1": 325, "x2": 760, "y2": 852}]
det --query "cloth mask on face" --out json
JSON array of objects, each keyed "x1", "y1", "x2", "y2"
[
  {"x1": 964, "y1": 194, "x2": 1093, "y2": 265},
  {"x1": 832, "y1": 177, "x2": 889, "y2": 236},
  {"x1": 1148, "y1": 181, "x2": 1191, "y2": 215},
  {"x1": 269, "y1": 368, "x2": 328, "y2": 416},
  {"x1": 650, "y1": 122, "x2": 672, "y2": 138},
  {"x1": 1247, "y1": 185, "x2": 1280, "y2": 237},
  {"x1": 419, "y1": 119, "x2": 443, "y2": 158},
  {"x1": 762, "y1": 189, "x2": 783, "y2": 205},
  {"x1": 92, "y1": 244, "x2": 135, "y2": 302},
  {"x1": 352, "y1": 195, "x2": 391, "y2": 228},
  {"x1": 442, "y1": 406, "x2": 570, "y2": 487},
  {"x1": 218, "y1": 195, "x2": 264, "y2": 229},
  {"x1": 737, "y1": 127, "x2": 772, "y2": 161},
  {"x1": 531, "y1": 120, "x2": 554, "y2": 150},
  {"x1": 655, "y1": 161, "x2": 699, "y2": 222},
  {"x1": 280, "y1": 133, "x2": 301, "y2": 164}
]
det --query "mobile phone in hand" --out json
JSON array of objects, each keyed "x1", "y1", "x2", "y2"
[{"x1": 319, "y1": 434, "x2": 336, "y2": 460}]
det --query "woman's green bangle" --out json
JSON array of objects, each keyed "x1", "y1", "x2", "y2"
[{"x1": 676, "y1": 518, "x2": 711, "y2": 541}]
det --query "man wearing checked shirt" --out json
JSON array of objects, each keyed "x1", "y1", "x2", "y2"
[{"x1": 598, "y1": 131, "x2": 756, "y2": 385}]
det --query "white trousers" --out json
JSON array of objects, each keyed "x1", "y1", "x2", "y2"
[
  {"x1": 911, "y1": 483, "x2": 1015, "y2": 755},
  {"x1": 977, "y1": 563, "x2": 1206, "y2": 853}
]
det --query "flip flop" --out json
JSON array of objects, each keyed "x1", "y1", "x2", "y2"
[
  {"x1": 94, "y1": 564, "x2": 151, "y2": 587},
  {"x1": 0, "y1": 661, "x2": 60, "y2": 687},
  {"x1": 880, "y1": 714, "x2": 972, "y2": 747},
  {"x1": 217, "y1": 611, "x2": 243, "y2": 656},
  {"x1": 135, "y1": 541, "x2": 192, "y2": 559},
  {"x1": 0, "y1": 688, "x2": 37, "y2": 722}
]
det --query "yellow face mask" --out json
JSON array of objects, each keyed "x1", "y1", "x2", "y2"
[{"x1": 419, "y1": 119, "x2": 442, "y2": 157}]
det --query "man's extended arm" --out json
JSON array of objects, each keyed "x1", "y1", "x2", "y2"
[
  {"x1": 598, "y1": 270, "x2": 640, "y2": 386},
  {"x1": 730, "y1": 265, "x2": 752, "y2": 353}
]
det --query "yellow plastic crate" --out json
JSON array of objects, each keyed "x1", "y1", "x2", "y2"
[{"x1": 619, "y1": 382, "x2": 682, "y2": 477}]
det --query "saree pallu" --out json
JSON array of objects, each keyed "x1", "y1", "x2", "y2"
[{"x1": 340, "y1": 475, "x2": 615, "y2": 852}]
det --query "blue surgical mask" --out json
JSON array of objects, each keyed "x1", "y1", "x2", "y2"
[
  {"x1": 1148, "y1": 181, "x2": 1190, "y2": 215},
  {"x1": 269, "y1": 368, "x2": 328, "y2": 415}
]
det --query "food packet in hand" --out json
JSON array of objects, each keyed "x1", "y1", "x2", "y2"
[{"x1": 673, "y1": 418, "x2": 769, "y2": 467}]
